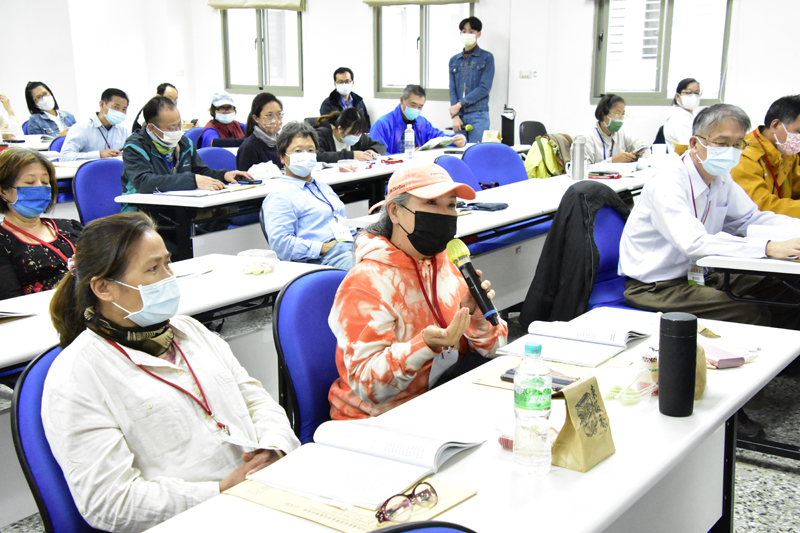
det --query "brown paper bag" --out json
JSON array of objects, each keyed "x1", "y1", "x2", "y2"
[
  {"x1": 695, "y1": 344, "x2": 706, "y2": 400},
  {"x1": 552, "y1": 376, "x2": 615, "y2": 473},
  {"x1": 481, "y1": 130, "x2": 502, "y2": 143}
]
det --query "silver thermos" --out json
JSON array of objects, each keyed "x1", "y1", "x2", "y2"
[{"x1": 571, "y1": 136, "x2": 586, "y2": 180}]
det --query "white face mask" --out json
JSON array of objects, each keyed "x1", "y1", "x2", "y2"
[
  {"x1": 460, "y1": 33, "x2": 477, "y2": 47},
  {"x1": 680, "y1": 94, "x2": 700, "y2": 111},
  {"x1": 149, "y1": 124, "x2": 183, "y2": 148},
  {"x1": 37, "y1": 95, "x2": 55, "y2": 112},
  {"x1": 113, "y1": 275, "x2": 181, "y2": 327},
  {"x1": 215, "y1": 112, "x2": 236, "y2": 124},
  {"x1": 336, "y1": 83, "x2": 353, "y2": 96},
  {"x1": 286, "y1": 152, "x2": 317, "y2": 178}
]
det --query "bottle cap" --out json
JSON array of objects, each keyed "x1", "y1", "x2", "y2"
[
  {"x1": 524, "y1": 342, "x2": 542, "y2": 355},
  {"x1": 660, "y1": 312, "x2": 697, "y2": 337}
]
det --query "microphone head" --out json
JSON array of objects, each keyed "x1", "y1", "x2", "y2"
[
  {"x1": 464, "y1": 124, "x2": 473, "y2": 132},
  {"x1": 446, "y1": 239, "x2": 470, "y2": 263}
]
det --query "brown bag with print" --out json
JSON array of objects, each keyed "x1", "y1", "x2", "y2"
[
  {"x1": 481, "y1": 130, "x2": 502, "y2": 143},
  {"x1": 551, "y1": 376, "x2": 615, "y2": 473},
  {"x1": 695, "y1": 343, "x2": 707, "y2": 400}
]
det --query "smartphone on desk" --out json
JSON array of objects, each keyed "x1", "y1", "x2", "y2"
[
  {"x1": 589, "y1": 171, "x2": 622, "y2": 179},
  {"x1": 236, "y1": 178, "x2": 263, "y2": 184},
  {"x1": 500, "y1": 368, "x2": 578, "y2": 391}
]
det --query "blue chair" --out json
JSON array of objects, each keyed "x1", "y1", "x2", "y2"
[
  {"x1": 184, "y1": 126, "x2": 203, "y2": 147},
  {"x1": 198, "y1": 128, "x2": 220, "y2": 148},
  {"x1": 239, "y1": 122, "x2": 247, "y2": 133},
  {"x1": 72, "y1": 159, "x2": 124, "y2": 224},
  {"x1": 378, "y1": 521, "x2": 478, "y2": 532},
  {"x1": 273, "y1": 269, "x2": 347, "y2": 444},
  {"x1": 22, "y1": 120, "x2": 29, "y2": 134},
  {"x1": 587, "y1": 206, "x2": 632, "y2": 310},
  {"x1": 49, "y1": 136, "x2": 65, "y2": 152},
  {"x1": 11, "y1": 346, "x2": 102, "y2": 533},
  {"x1": 198, "y1": 147, "x2": 235, "y2": 170},
  {"x1": 461, "y1": 143, "x2": 528, "y2": 186},
  {"x1": 434, "y1": 155, "x2": 482, "y2": 192}
]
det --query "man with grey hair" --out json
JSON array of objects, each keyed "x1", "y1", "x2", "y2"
[
  {"x1": 261, "y1": 121, "x2": 355, "y2": 270},
  {"x1": 371, "y1": 84, "x2": 467, "y2": 155},
  {"x1": 619, "y1": 103, "x2": 800, "y2": 327}
]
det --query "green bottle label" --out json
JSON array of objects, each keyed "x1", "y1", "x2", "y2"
[{"x1": 514, "y1": 377, "x2": 552, "y2": 410}]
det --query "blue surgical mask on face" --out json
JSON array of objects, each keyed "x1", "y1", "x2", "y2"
[
  {"x1": 215, "y1": 112, "x2": 236, "y2": 125},
  {"x1": 403, "y1": 105, "x2": 421, "y2": 121},
  {"x1": 113, "y1": 275, "x2": 181, "y2": 327},
  {"x1": 105, "y1": 108, "x2": 126, "y2": 126},
  {"x1": 343, "y1": 134, "x2": 360, "y2": 146},
  {"x1": 286, "y1": 152, "x2": 317, "y2": 178},
  {"x1": 696, "y1": 139, "x2": 743, "y2": 176},
  {"x1": 8, "y1": 186, "x2": 51, "y2": 219}
]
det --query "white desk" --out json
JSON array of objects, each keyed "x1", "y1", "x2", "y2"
[
  {"x1": 0, "y1": 254, "x2": 321, "y2": 375},
  {"x1": 18, "y1": 134, "x2": 52, "y2": 151},
  {"x1": 697, "y1": 255, "x2": 800, "y2": 276},
  {"x1": 146, "y1": 316, "x2": 800, "y2": 533}
]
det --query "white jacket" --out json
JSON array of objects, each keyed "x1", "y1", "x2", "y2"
[
  {"x1": 42, "y1": 315, "x2": 300, "y2": 532},
  {"x1": 663, "y1": 105, "x2": 696, "y2": 153}
]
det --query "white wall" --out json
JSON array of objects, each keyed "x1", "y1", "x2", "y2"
[{"x1": 2, "y1": 0, "x2": 799, "y2": 144}]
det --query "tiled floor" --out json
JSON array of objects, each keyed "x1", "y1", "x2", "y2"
[{"x1": 1, "y1": 313, "x2": 798, "y2": 532}]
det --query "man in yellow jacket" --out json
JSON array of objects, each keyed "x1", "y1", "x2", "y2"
[{"x1": 731, "y1": 95, "x2": 800, "y2": 217}]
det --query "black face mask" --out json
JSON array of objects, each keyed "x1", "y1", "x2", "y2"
[{"x1": 398, "y1": 203, "x2": 457, "y2": 257}]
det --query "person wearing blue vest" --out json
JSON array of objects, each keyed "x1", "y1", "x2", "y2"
[
  {"x1": 449, "y1": 17, "x2": 494, "y2": 144},
  {"x1": 120, "y1": 96, "x2": 251, "y2": 213},
  {"x1": 371, "y1": 85, "x2": 466, "y2": 155}
]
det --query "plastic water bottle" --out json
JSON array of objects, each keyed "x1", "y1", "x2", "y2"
[
  {"x1": 404, "y1": 124, "x2": 414, "y2": 159},
  {"x1": 513, "y1": 342, "x2": 552, "y2": 474}
]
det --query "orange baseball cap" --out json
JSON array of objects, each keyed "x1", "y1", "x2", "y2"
[{"x1": 370, "y1": 162, "x2": 476, "y2": 213}]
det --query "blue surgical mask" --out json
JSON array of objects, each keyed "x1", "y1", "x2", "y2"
[
  {"x1": 215, "y1": 112, "x2": 236, "y2": 125},
  {"x1": 113, "y1": 275, "x2": 181, "y2": 327},
  {"x1": 105, "y1": 108, "x2": 126, "y2": 126},
  {"x1": 403, "y1": 105, "x2": 421, "y2": 121},
  {"x1": 8, "y1": 186, "x2": 51, "y2": 219},
  {"x1": 343, "y1": 134, "x2": 361, "y2": 146},
  {"x1": 696, "y1": 140, "x2": 743, "y2": 176},
  {"x1": 286, "y1": 152, "x2": 317, "y2": 178}
]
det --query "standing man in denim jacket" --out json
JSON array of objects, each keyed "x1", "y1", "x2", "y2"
[{"x1": 449, "y1": 17, "x2": 494, "y2": 144}]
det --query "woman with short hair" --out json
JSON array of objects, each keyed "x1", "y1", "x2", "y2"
[{"x1": 0, "y1": 148, "x2": 81, "y2": 300}]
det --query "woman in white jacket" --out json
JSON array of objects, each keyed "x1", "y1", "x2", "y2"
[
  {"x1": 663, "y1": 78, "x2": 702, "y2": 153},
  {"x1": 44, "y1": 212, "x2": 299, "y2": 532},
  {"x1": 585, "y1": 94, "x2": 648, "y2": 164}
]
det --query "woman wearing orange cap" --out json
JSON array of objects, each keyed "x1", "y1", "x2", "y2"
[{"x1": 328, "y1": 163, "x2": 508, "y2": 420}]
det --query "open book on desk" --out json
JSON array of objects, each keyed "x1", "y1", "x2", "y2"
[
  {"x1": 248, "y1": 420, "x2": 483, "y2": 510},
  {"x1": 499, "y1": 307, "x2": 659, "y2": 367}
]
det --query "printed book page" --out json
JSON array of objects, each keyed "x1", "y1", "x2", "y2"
[
  {"x1": 498, "y1": 334, "x2": 624, "y2": 368},
  {"x1": 418, "y1": 136, "x2": 456, "y2": 151}
]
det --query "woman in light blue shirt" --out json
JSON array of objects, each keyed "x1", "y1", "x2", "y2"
[
  {"x1": 261, "y1": 121, "x2": 355, "y2": 270},
  {"x1": 25, "y1": 81, "x2": 76, "y2": 137}
]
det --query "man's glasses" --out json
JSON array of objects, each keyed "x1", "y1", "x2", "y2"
[
  {"x1": 696, "y1": 135, "x2": 748, "y2": 150},
  {"x1": 375, "y1": 482, "x2": 438, "y2": 524}
]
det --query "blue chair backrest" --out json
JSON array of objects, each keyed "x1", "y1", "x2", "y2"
[
  {"x1": 72, "y1": 159, "x2": 124, "y2": 224},
  {"x1": 184, "y1": 126, "x2": 203, "y2": 146},
  {"x1": 49, "y1": 136, "x2": 65, "y2": 152},
  {"x1": 273, "y1": 269, "x2": 346, "y2": 444},
  {"x1": 239, "y1": 122, "x2": 247, "y2": 133},
  {"x1": 198, "y1": 146, "x2": 235, "y2": 170},
  {"x1": 198, "y1": 128, "x2": 220, "y2": 148},
  {"x1": 434, "y1": 155, "x2": 482, "y2": 192},
  {"x1": 12, "y1": 347, "x2": 102, "y2": 533},
  {"x1": 587, "y1": 206, "x2": 628, "y2": 310},
  {"x1": 22, "y1": 120, "x2": 29, "y2": 134},
  {"x1": 461, "y1": 143, "x2": 527, "y2": 186}
]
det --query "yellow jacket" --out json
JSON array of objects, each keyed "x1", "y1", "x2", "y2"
[{"x1": 731, "y1": 128, "x2": 800, "y2": 217}]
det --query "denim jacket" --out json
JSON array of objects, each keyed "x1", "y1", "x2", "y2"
[
  {"x1": 26, "y1": 110, "x2": 77, "y2": 137},
  {"x1": 448, "y1": 46, "x2": 495, "y2": 115}
]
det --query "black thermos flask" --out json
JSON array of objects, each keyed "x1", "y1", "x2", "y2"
[{"x1": 659, "y1": 312, "x2": 697, "y2": 417}]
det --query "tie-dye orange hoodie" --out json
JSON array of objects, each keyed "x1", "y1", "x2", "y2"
[{"x1": 328, "y1": 232, "x2": 508, "y2": 420}]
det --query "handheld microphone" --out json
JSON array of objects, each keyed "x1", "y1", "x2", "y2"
[{"x1": 446, "y1": 239, "x2": 499, "y2": 326}]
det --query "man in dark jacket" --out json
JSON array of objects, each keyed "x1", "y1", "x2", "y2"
[
  {"x1": 121, "y1": 96, "x2": 251, "y2": 212},
  {"x1": 319, "y1": 67, "x2": 371, "y2": 129}
]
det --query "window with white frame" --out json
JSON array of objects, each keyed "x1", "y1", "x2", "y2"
[
  {"x1": 222, "y1": 9, "x2": 303, "y2": 96},
  {"x1": 374, "y1": 3, "x2": 474, "y2": 100},
  {"x1": 593, "y1": 0, "x2": 732, "y2": 105}
]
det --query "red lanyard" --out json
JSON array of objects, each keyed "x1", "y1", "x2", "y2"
[
  {"x1": 106, "y1": 338, "x2": 230, "y2": 435},
  {"x1": 753, "y1": 129, "x2": 782, "y2": 199},
  {"x1": 684, "y1": 155, "x2": 711, "y2": 224},
  {"x1": 412, "y1": 256, "x2": 447, "y2": 329},
  {"x1": 2, "y1": 219, "x2": 75, "y2": 264}
]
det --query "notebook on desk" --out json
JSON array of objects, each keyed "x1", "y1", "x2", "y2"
[{"x1": 153, "y1": 184, "x2": 258, "y2": 197}]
